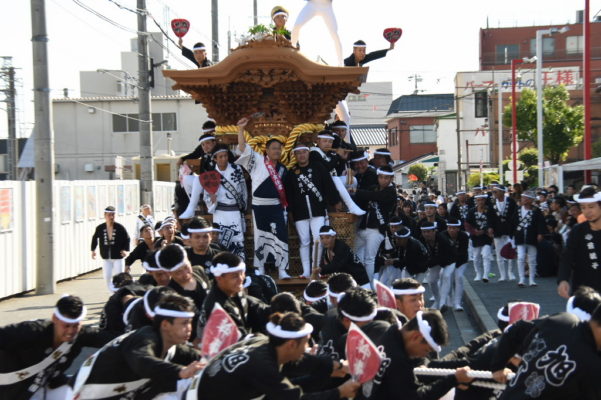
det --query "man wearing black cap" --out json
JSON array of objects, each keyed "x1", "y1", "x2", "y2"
[
  {"x1": 344, "y1": 39, "x2": 395, "y2": 67},
  {"x1": 91, "y1": 206, "x2": 130, "y2": 291},
  {"x1": 177, "y1": 39, "x2": 213, "y2": 68},
  {"x1": 0, "y1": 295, "x2": 115, "y2": 400}
]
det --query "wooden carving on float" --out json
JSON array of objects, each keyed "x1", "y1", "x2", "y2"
[{"x1": 162, "y1": 34, "x2": 368, "y2": 138}]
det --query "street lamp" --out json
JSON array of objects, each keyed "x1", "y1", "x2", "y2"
[
  {"x1": 511, "y1": 56, "x2": 537, "y2": 185},
  {"x1": 535, "y1": 26, "x2": 569, "y2": 188}
]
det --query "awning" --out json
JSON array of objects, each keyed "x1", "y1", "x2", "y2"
[{"x1": 547, "y1": 158, "x2": 601, "y2": 172}]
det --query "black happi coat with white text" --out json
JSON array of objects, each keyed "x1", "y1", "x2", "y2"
[
  {"x1": 197, "y1": 285, "x2": 269, "y2": 340},
  {"x1": 449, "y1": 200, "x2": 470, "y2": 227},
  {"x1": 441, "y1": 230, "x2": 470, "y2": 267},
  {"x1": 558, "y1": 222, "x2": 601, "y2": 294},
  {"x1": 390, "y1": 236, "x2": 429, "y2": 275},
  {"x1": 285, "y1": 161, "x2": 340, "y2": 221},
  {"x1": 490, "y1": 196, "x2": 519, "y2": 237},
  {"x1": 355, "y1": 185, "x2": 397, "y2": 234},
  {"x1": 91, "y1": 222, "x2": 130, "y2": 259},
  {"x1": 420, "y1": 232, "x2": 455, "y2": 269},
  {"x1": 309, "y1": 147, "x2": 340, "y2": 176},
  {"x1": 514, "y1": 206, "x2": 547, "y2": 246},
  {"x1": 320, "y1": 239, "x2": 370, "y2": 286},
  {"x1": 359, "y1": 325, "x2": 457, "y2": 400},
  {"x1": 0, "y1": 320, "x2": 114, "y2": 400},
  {"x1": 196, "y1": 334, "x2": 339, "y2": 400},
  {"x1": 493, "y1": 313, "x2": 601, "y2": 400},
  {"x1": 466, "y1": 207, "x2": 496, "y2": 247},
  {"x1": 80, "y1": 325, "x2": 200, "y2": 399}
]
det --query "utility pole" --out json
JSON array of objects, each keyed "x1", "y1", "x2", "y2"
[
  {"x1": 253, "y1": 0, "x2": 258, "y2": 25},
  {"x1": 31, "y1": 0, "x2": 55, "y2": 294},
  {"x1": 211, "y1": 0, "x2": 219, "y2": 63},
  {"x1": 137, "y1": 0, "x2": 154, "y2": 207},
  {"x1": 455, "y1": 75, "x2": 462, "y2": 191},
  {"x1": 0, "y1": 57, "x2": 17, "y2": 180}
]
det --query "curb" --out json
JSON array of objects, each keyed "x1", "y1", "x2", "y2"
[{"x1": 462, "y1": 277, "x2": 498, "y2": 333}]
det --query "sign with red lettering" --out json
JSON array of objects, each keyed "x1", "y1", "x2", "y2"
[
  {"x1": 346, "y1": 323, "x2": 382, "y2": 383},
  {"x1": 374, "y1": 279, "x2": 396, "y2": 309},
  {"x1": 200, "y1": 170, "x2": 221, "y2": 195},
  {"x1": 171, "y1": 19, "x2": 190, "y2": 38},
  {"x1": 201, "y1": 303, "x2": 241, "y2": 359},
  {"x1": 383, "y1": 28, "x2": 403, "y2": 44}
]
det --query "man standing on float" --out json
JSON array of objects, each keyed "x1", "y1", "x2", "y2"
[{"x1": 236, "y1": 118, "x2": 290, "y2": 278}]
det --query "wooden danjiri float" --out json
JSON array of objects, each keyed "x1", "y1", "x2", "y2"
[{"x1": 163, "y1": 33, "x2": 369, "y2": 289}]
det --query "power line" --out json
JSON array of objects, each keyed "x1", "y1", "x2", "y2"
[
  {"x1": 66, "y1": 98, "x2": 153, "y2": 122},
  {"x1": 72, "y1": 0, "x2": 146, "y2": 35}
]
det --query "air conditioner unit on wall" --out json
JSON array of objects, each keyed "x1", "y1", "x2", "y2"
[{"x1": 84, "y1": 163, "x2": 95, "y2": 172}]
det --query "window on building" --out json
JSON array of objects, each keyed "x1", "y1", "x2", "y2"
[
  {"x1": 495, "y1": 44, "x2": 519, "y2": 64},
  {"x1": 529, "y1": 37, "x2": 555, "y2": 56},
  {"x1": 389, "y1": 128, "x2": 398, "y2": 146},
  {"x1": 112, "y1": 112, "x2": 177, "y2": 132},
  {"x1": 475, "y1": 91, "x2": 488, "y2": 118},
  {"x1": 409, "y1": 125, "x2": 436, "y2": 144},
  {"x1": 0, "y1": 154, "x2": 6, "y2": 174},
  {"x1": 566, "y1": 35, "x2": 584, "y2": 54}
]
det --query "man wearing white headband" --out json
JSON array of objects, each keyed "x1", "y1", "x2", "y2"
[
  {"x1": 236, "y1": 117, "x2": 290, "y2": 278},
  {"x1": 197, "y1": 252, "x2": 268, "y2": 341},
  {"x1": 0, "y1": 295, "x2": 115, "y2": 400},
  {"x1": 490, "y1": 185, "x2": 518, "y2": 281},
  {"x1": 91, "y1": 206, "x2": 131, "y2": 291},
  {"x1": 419, "y1": 221, "x2": 455, "y2": 310},
  {"x1": 388, "y1": 226, "x2": 429, "y2": 282},
  {"x1": 353, "y1": 165, "x2": 397, "y2": 284},
  {"x1": 133, "y1": 204, "x2": 155, "y2": 247},
  {"x1": 310, "y1": 130, "x2": 366, "y2": 216},
  {"x1": 419, "y1": 201, "x2": 448, "y2": 233},
  {"x1": 515, "y1": 191, "x2": 546, "y2": 287},
  {"x1": 344, "y1": 39, "x2": 395, "y2": 67},
  {"x1": 155, "y1": 218, "x2": 184, "y2": 247},
  {"x1": 72, "y1": 294, "x2": 204, "y2": 400},
  {"x1": 391, "y1": 278, "x2": 426, "y2": 321},
  {"x1": 370, "y1": 147, "x2": 393, "y2": 169},
  {"x1": 271, "y1": 6, "x2": 291, "y2": 39},
  {"x1": 466, "y1": 194, "x2": 496, "y2": 283},
  {"x1": 317, "y1": 225, "x2": 370, "y2": 288},
  {"x1": 449, "y1": 191, "x2": 470, "y2": 225},
  {"x1": 183, "y1": 218, "x2": 221, "y2": 272},
  {"x1": 368, "y1": 310, "x2": 473, "y2": 399},
  {"x1": 178, "y1": 121, "x2": 218, "y2": 172},
  {"x1": 192, "y1": 311, "x2": 359, "y2": 399},
  {"x1": 559, "y1": 186, "x2": 601, "y2": 298},
  {"x1": 441, "y1": 218, "x2": 470, "y2": 311},
  {"x1": 375, "y1": 216, "x2": 405, "y2": 285},
  {"x1": 177, "y1": 38, "x2": 212, "y2": 68},
  {"x1": 285, "y1": 145, "x2": 342, "y2": 278}
]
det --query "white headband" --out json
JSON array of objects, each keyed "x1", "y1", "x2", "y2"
[
  {"x1": 420, "y1": 225, "x2": 436, "y2": 230},
  {"x1": 416, "y1": 311, "x2": 442, "y2": 353},
  {"x1": 574, "y1": 192, "x2": 601, "y2": 203},
  {"x1": 497, "y1": 307, "x2": 509, "y2": 322},
  {"x1": 341, "y1": 308, "x2": 378, "y2": 322},
  {"x1": 159, "y1": 221, "x2": 175, "y2": 230},
  {"x1": 351, "y1": 154, "x2": 368, "y2": 162},
  {"x1": 317, "y1": 134, "x2": 334, "y2": 140},
  {"x1": 331, "y1": 125, "x2": 348, "y2": 131},
  {"x1": 493, "y1": 186, "x2": 507, "y2": 192},
  {"x1": 393, "y1": 230, "x2": 411, "y2": 238},
  {"x1": 212, "y1": 227, "x2": 222, "y2": 233},
  {"x1": 243, "y1": 276, "x2": 252, "y2": 288},
  {"x1": 293, "y1": 146, "x2": 310, "y2": 152},
  {"x1": 566, "y1": 296, "x2": 591, "y2": 321},
  {"x1": 474, "y1": 194, "x2": 488, "y2": 199},
  {"x1": 198, "y1": 135, "x2": 216, "y2": 144},
  {"x1": 353, "y1": 44, "x2": 367, "y2": 48},
  {"x1": 392, "y1": 286, "x2": 425, "y2": 296},
  {"x1": 187, "y1": 227, "x2": 213, "y2": 233},
  {"x1": 272, "y1": 11, "x2": 288, "y2": 18},
  {"x1": 212, "y1": 148, "x2": 228, "y2": 156},
  {"x1": 154, "y1": 306, "x2": 195, "y2": 318},
  {"x1": 180, "y1": 233, "x2": 190, "y2": 240},
  {"x1": 319, "y1": 229, "x2": 337, "y2": 236},
  {"x1": 155, "y1": 246, "x2": 188, "y2": 272},
  {"x1": 122, "y1": 297, "x2": 143, "y2": 326},
  {"x1": 327, "y1": 288, "x2": 346, "y2": 301},
  {"x1": 143, "y1": 290, "x2": 156, "y2": 318},
  {"x1": 54, "y1": 307, "x2": 87, "y2": 324},
  {"x1": 210, "y1": 262, "x2": 246, "y2": 277},
  {"x1": 389, "y1": 221, "x2": 403, "y2": 226},
  {"x1": 202, "y1": 127, "x2": 215, "y2": 133},
  {"x1": 446, "y1": 221, "x2": 462, "y2": 227},
  {"x1": 456, "y1": 191, "x2": 466, "y2": 195},
  {"x1": 521, "y1": 193, "x2": 537, "y2": 199},
  {"x1": 104, "y1": 208, "x2": 116, "y2": 213},
  {"x1": 266, "y1": 322, "x2": 313, "y2": 339},
  {"x1": 374, "y1": 151, "x2": 391, "y2": 156},
  {"x1": 424, "y1": 203, "x2": 437, "y2": 208},
  {"x1": 142, "y1": 260, "x2": 161, "y2": 272},
  {"x1": 377, "y1": 169, "x2": 394, "y2": 176},
  {"x1": 193, "y1": 46, "x2": 206, "y2": 51},
  {"x1": 303, "y1": 286, "x2": 327, "y2": 303}
]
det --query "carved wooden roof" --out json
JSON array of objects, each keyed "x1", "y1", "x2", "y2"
[{"x1": 163, "y1": 36, "x2": 368, "y2": 136}]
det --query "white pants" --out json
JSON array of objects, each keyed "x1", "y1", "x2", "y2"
[
  {"x1": 438, "y1": 263, "x2": 457, "y2": 308},
  {"x1": 425, "y1": 266, "x2": 442, "y2": 307},
  {"x1": 103, "y1": 259, "x2": 124, "y2": 290},
  {"x1": 179, "y1": 175, "x2": 202, "y2": 219},
  {"x1": 30, "y1": 384, "x2": 73, "y2": 400},
  {"x1": 401, "y1": 269, "x2": 426, "y2": 283},
  {"x1": 472, "y1": 244, "x2": 491, "y2": 280},
  {"x1": 379, "y1": 265, "x2": 403, "y2": 287},
  {"x1": 517, "y1": 244, "x2": 537, "y2": 284},
  {"x1": 333, "y1": 176, "x2": 363, "y2": 214},
  {"x1": 354, "y1": 228, "x2": 384, "y2": 283},
  {"x1": 182, "y1": 174, "x2": 195, "y2": 197},
  {"x1": 295, "y1": 216, "x2": 326, "y2": 277},
  {"x1": 291, "y1": 0, "x2": 343, "y2": 66},
  {"x1": 493, "y1": 236, "x2": 516, "y2": 280},
  {"x1": 452, "y1": 263, "x2": 467, "y2": 307}
]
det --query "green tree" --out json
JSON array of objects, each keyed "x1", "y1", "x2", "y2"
[
  {"x1": 518, "y1": 147, "x2": 538, "y2": 167},
  {"x1": 593, "y1": 137, "x2": 601, "y2": 158},
  {"x1": 467, "y1": 172, "x2": 500, "y2": 188},
  {"x1": 503, "y1": 85, "x2": 584, "y2": 164},
  {"x1": 408, "y1": 163, "x2": 429, "y2": 182}
]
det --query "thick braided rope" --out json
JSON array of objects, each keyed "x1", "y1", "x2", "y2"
[
  {"x1": 413, "y1": 367, "x2": 515, "y2": 381},
  {"x1": 282, "y1": 123, "x2": 323, "y2": 167}
]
